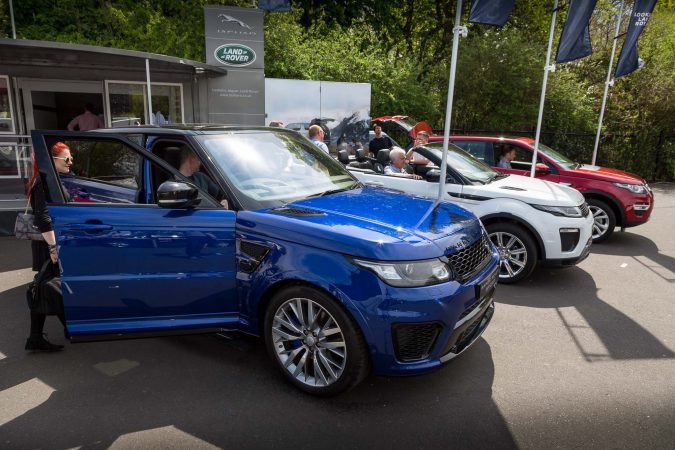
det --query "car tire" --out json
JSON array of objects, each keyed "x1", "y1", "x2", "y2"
[
  {"x1": 587, "y1": 198, "x2": 616, "y2": 243},
  {"x1": 486, "y1": 222, "x2": 538, "y2": 284},
  {"x1": 264, "y1": 285, "x2": 370, "y2": 396}
]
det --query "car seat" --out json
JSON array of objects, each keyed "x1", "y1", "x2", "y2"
[
  {"x1": 350, "y1": 148, "x2": 373, "y2": 170},
  {"x1": 373, "y1": 149, "x2": 390, "y2": 174},
  {"x1": 337, "y1": 149, "x2": 350, "y2": 165}
]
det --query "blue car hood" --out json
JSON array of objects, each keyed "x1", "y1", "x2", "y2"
[{"x1": 236, "y1": 187, "x2": 482, "y2": 260}]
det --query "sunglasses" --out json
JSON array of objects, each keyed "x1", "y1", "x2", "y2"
[{"x1": 53, "y1": 156, "x2": 74, "y2": 164}]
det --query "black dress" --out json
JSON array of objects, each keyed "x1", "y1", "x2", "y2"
[
  {"x1": 29, "y1": 176, "x2": 70, "y2": 271},
  {"x1": 29, "y1": 177, "x2": 52, "y2": 271}
]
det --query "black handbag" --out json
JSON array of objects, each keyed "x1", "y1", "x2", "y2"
[
  {"x1": 26, "y1": 260, "x2": 64, "y2": 316},
  {"x1": 14, "y1": 182, "x2": 44, "y2": 241}
]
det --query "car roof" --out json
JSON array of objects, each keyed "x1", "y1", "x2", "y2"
[
  {"x1": 446, "y1": 135, "x2": 536, "y2": 144},
  {"x1": 89, "y1": 124, "x2": 291, "y2": 135}
]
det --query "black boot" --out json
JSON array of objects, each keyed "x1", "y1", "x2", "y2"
[{"x1": 25, "y1": 334, "x2": 64, "y2": 352}]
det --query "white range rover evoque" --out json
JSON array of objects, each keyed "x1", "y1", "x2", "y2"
[{"x1": 347, "y1": 143, "x2": 594, "y2": 283}]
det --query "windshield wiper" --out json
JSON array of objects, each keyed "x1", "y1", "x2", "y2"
[
  {"x1": 306, "y1": 181, "x2": 361, "y2": 199},
  {"x1": 487, "y1": 173, "x2": 509, "y2": 184}
]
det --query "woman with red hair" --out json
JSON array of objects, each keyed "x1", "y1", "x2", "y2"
[{"x1": 25, "y1": 141, "x2": 72, "y2": 352}]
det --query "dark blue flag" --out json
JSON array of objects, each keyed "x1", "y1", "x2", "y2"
[
  {"x1": 468, "y1": 0, "x2": 515, "y2": 27},
  {"x1": 258, "y1": 0, "x2": 291, "y2": 12},
  {"x1": 555, "y1": 0, "x2": 598, "y2": 63},
  {"x1": 615, "y1": 0, "x2": 657, "y2": 78}
]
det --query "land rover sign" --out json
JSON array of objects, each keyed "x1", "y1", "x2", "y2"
[{"x1": 214, "y1": 44, "x2": 256, "y2": 67}]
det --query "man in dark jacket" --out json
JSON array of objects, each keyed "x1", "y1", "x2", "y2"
[{"x1": 368, "y1": 125, "x2": 393, "y2": 159}]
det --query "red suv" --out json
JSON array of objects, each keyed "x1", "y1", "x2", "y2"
[
  {"x1": 372, "y1": 117, "x2": 654, "y2": 243},
  {"x1": 449, "y1": 136, "x2": 654, "y2": 243}
]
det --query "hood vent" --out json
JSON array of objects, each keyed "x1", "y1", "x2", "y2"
[
  {"x1": 499, "y1": 186, "x2": 526, "y2": 191},
  {"x1": 269, "y1": 207, "x2": 327, "y2": 217}
]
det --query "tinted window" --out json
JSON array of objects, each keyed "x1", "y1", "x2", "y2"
[
  {"x1": 57, "y1": 139, "x2": 171, "y2": 205},
  {"x1": 68, "y1": 140, "x2": 141, "y2": 189},
  {"x1": 452, "y1": 140, "x2": 491, "y2": 161}
]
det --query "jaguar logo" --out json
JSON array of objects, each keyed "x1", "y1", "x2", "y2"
[
  {"x1": 218, "y1": 14, "x2": 253, "y2": 30},
  {"x1": 214, "y1": 44, "x2": 256, "y2": 67}
]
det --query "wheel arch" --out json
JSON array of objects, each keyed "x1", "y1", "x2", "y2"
[
  {"x1": 255, "y1": 278, "x2": 372, "y2": 346},
  {"x1": 480, "y1": 213, "x2": 545, "y2": 261},
  {"x1": 581, "y1": 190, "x2": 624, "y2": 227}
]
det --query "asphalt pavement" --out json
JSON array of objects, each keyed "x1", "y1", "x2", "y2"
[{"x1": 0, "y1": 184, "x2": 673, "y2": 449}]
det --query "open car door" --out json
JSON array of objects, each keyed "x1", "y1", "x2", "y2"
[{"x1": 32, "y1": 130, "x2": 238, "y2": 339}]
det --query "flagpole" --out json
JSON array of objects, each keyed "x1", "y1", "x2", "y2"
[
  {"x1": 592, "y1": 0, "x2": 624, "y2": 166},
  {"x1": 530, "y1": 0, "x2": 559, "y2": 178},
  {"x1": 9, "y1": 0, "x2": 17, "y2": 39},
  {"x1": 437, "y1": 0, "x2": 466, "y2": 202}
]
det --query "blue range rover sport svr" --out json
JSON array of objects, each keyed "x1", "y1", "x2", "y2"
[{"x1": 32, "y1": 126, "x2": 499, "y2": 395}]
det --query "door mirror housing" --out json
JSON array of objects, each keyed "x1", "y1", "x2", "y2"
[
  {"x1": 535, "y1": 163, "x2": 550, "y2": 175},
  {"x1": 157, "y1": 181, "x2": 201, "y2": 208},
  {"x1": 426, "y1": 169, "x2": 440, "y2": 182},
  {"x1": 425, "y1": 169, "x2": 457, "y2": 184}
]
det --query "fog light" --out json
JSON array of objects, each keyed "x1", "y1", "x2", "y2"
[
  {"x1": 633, "y1": 203, "x2": 650, "y2": 211},
  {"x1": 559, "y1": 228, "x2": 580, "y2": 252}
]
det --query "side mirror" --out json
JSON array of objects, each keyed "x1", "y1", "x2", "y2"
[
  {"x1": 157, "y1": 181, "x2": 201, "y2": 208},
  {"x1": 535, "y1": 163, "x2": 550, "y2": 175},
  {"x1": 426, "y1": 169, "x2": 440, "y2": 182}
]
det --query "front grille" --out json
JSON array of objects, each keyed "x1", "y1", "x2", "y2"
[
  {"x1": 447, "y1": 234, "x2": 492, "y2": 282},
  {"x1": 392, "y1": 322, "x2": 442, "y2": 362},
  {"x1": 580, "y1": 202, "x2": 590, "y2": 217}
]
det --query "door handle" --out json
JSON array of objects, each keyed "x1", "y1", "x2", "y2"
[{"x1": 67, "y1": 223, "x2": 113, "y2": 233}]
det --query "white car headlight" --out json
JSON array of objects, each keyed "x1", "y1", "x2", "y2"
[
  {"x1": 353, "y1": 257, "x2": 453, "y2": 287},
  {"x1": 531, "y1": 204, "x2": 583, "y2": 218},
  {"x1": 614, "y1": 182, "x2": 648, "y2": 194}
]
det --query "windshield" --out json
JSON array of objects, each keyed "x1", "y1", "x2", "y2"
[
  {"x1": 391, "y1": 117, "x2": 418, "y2": 132},
  {"x1": 530, "y1": 142, "x2": 578, "y2": 169},
  {"x1": 424, "y1": 143, "x2": 500, "y2": 184},
  {"x1": 196, "y1": 130, "x2": 357, "y2": 210}
]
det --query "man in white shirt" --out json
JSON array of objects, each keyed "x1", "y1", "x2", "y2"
[
  {"x1": 384, "y1": 147, "x2": 422, "y2": 179},
  {"x1": 308, "y1": 125, "x2": 329, "y2": 154}
]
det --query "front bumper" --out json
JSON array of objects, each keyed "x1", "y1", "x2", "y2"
[
  {"x1": 537, "y1": 210, "x2": 594, "y2": 263},
  {"x1": 352, "y1": 253, "x2": 500, "y2": 376},
  {"x1": 621, "y1": 191, "x2": 654, "y2": 226},
  {"x1": 541, "y1": 236, "x2": 592, "y2": 267}
]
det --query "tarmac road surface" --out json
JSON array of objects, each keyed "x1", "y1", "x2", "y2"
[{"x1": 0, "y1": 183, "x2": 673, "y2": 449}]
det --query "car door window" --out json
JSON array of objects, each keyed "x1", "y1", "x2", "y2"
[
  {"x1": 149, "y1": 139, "x2": 226, "y2": 204},
  {"x1": 493, "y1": 143, "x2": 544, "y2": 170},
  {"x1": 452, "y1": 141, "x2": 491, "y2": 163},
  {"x1": 52, "y1": 137, "x2": 215, "y2": 207}
]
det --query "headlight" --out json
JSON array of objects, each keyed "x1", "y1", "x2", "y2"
[
  {"x1": 614, "y1": 182, "x2": 648, "y2": 194},
  {"x1": 531, "y1": 204, "x2": 583, "y2": 218},
  {"x1": 352, "y1": 257, "x2": 453, "y2": 287}
]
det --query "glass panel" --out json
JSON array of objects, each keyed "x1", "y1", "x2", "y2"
[
  {"x1": 151, "y1": 85, "x2": 182, "y2": 125},
  {"x1": 58, "y1": 139, "x2": 141, "y2": 203},
  {"x1": 108, "y1": 83, "x2": 146, "y2": 128},
  {"x1": 197, "y1": 130, "x2": 357, "y2": 210},
  {"x1": 0, "y1": 144, "x2": 20, "y2": 177},
  {"x1": 0, "y1": 77, "x2": 14, "y2": 133}
]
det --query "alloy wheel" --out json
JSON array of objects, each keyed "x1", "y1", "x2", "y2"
[
  {"x1": 272, "y1": 298, "x2": 347, "y2": 388},
  {"x1": 589, "y1": 205, "x2": 610, "y2": 240},
  {"x1": 489, "y1": 231, "x2": 528, "y2": 280}
]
